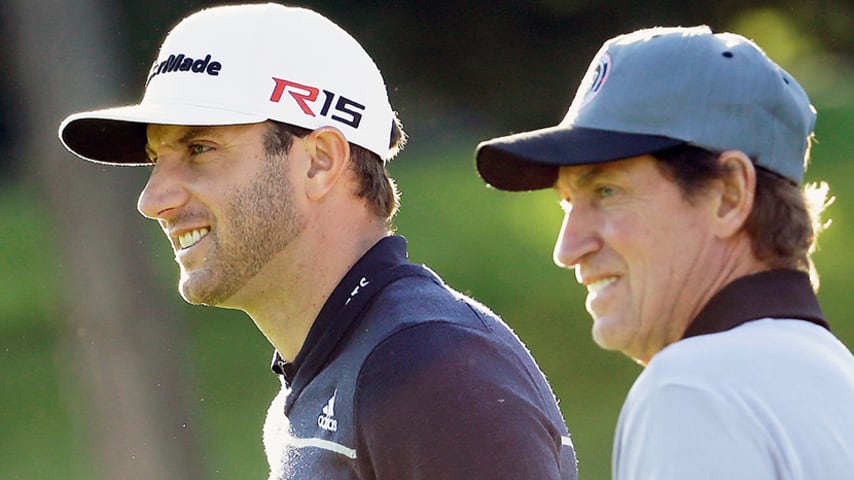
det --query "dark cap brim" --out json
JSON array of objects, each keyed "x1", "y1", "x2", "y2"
[
  {"x1": 60, "y1": 118, "x2": 150, "y2": 166},
  {"x1": 58, "y1": 104, "x2": 266, "y2": 166},
  {"x1": 475, "y1": 125, "x2": 685, "y2": 191}
]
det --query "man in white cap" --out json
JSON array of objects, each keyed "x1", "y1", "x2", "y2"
[
  {"x1": 59, "y1": 4, "x2": 577, "y2": 479},
  {"x1": 476, "y1": 26, "x2": 854, "y2": 479}
]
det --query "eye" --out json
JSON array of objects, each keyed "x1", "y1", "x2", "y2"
[
  {"x1": 189, "y1": 143, "x2": 214, "y2": 156},
  {"x1": 595, "y1": 185, "x2": 616, "y2": 199}
]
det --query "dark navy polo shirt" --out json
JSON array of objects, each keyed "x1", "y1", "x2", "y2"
[{"x1": 264, "y1": 236, "x2": 577, "y2": 479}]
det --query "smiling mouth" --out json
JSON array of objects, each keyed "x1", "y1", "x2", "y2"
[
  {"x1": 587, "y1": 276, "x2": 617, "y2": 294},
  {"x1": 177, "y1": 228, "x2": 210, "y2": 250}
]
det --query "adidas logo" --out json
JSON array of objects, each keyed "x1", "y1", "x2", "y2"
[{"x1": 317, "y1": 390, "x2": 338, "y2": 432}]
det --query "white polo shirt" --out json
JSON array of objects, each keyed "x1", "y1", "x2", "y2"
[{"x1": 613, "y1": 271, "x2": 854, "y2": 480}]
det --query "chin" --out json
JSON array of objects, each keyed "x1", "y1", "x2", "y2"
[
  {"x1": 591, "y1": 316, "x2": 632, "y2": 352},
  {"x1": 178, "y1": 278, "x2": 219, "y2": 306},
  {"x1": 179, "y1": 286, "x2": 208, "y2": 306},
  {"x1": 180, "y1": 274, "x2": 246, "y2": 307}
]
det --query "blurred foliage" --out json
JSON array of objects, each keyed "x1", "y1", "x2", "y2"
[{"x1": 2, "y1": 1, "x2": 853, "y2": 479}]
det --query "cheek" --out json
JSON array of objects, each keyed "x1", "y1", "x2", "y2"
[
  {"x1": 629, "y1": 221, "x2": 711, "y2": 325},
  {"x1": 614, "y1": 221, "x2": 679, "y2": 309}
]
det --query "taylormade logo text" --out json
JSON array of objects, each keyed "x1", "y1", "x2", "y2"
[
  {"x1": 270, "y1": 77, "x2": 365, "y2": 128},
  {"x1": 147, "y1": 53, "x2": 222, "y2": 84}
]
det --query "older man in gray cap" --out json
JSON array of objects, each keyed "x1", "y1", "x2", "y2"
[{"x1": 477, "y1": 26, "x2": 854, "y2": 480}]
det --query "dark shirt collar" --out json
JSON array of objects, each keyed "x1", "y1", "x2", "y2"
[
  {"x1": 270, "y1": 235, "x2": 409, "y2": 382},
  {"x1": 682, "y1": 269, "x2": 828, "y2": 340}
]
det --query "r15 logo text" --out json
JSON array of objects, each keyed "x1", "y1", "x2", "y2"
[{"x1": 270, "y1": 78, "x2": 365, "y2": 128}]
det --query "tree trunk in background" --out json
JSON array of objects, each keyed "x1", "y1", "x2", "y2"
[{"x1": 5, "y1": 1, "x2": 207, "y2": 479}]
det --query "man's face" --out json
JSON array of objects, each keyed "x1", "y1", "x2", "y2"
[
  {"x1": 553, "y1": 155, "x2": 719, "y2": 363},
  {"x1": 138, "y1": 122, "x2": 305, "y2": 306}
]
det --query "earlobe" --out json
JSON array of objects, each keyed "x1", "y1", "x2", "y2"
[
  {"x1": 714, "y1": 150, "x2": 755, "y2": 238},
  {"x1": 304, "y1": 127, "x2": 350, "y2": 200}
]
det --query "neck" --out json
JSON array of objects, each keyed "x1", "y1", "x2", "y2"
[
  {"x1": 228, "y1": 211, "x2": 388, "y2": 360},
  {"x1": 637, "y1": 235, "x2": 767, "y2": 365}
]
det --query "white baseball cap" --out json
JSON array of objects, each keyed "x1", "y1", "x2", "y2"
[
  {"x1": 58, "y1": 3, "x2": 398, "y2": 165},
  {"x1": 476, "y1": 26, "x2": 817, "y2": 190}
]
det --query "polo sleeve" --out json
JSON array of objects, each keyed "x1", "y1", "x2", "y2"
[
  {"x1": 354, "y1": 322, "x2": 566, "y2": 480},
  {"x1": 614, "y1": 382, "x2": 779, "y2": 480}
]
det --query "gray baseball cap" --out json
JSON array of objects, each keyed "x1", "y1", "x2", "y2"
[{"x1": 476, "y1": 26, "x2": 816, "y2": 191}]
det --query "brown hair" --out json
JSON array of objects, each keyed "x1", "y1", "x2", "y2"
[
  {"x1": 264, "y1": 117, "x2": 406, "y2": 229},
  {"x1": 653, "y1": 145, "x2": 832, "y2": 289}
]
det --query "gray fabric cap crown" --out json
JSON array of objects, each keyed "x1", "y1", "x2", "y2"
[{"x1": 476, "y1": 26, "x2": 816, "y2": 191}]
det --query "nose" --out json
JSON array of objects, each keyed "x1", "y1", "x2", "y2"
[
  {"x1": 137, "y1": 160, "x2": 189, "y2": 220},
  {"x1": 552, "y1": 203, "x2": 601, "y2": 269}
]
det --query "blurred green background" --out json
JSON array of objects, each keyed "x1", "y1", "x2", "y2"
[{"x1": 1, "y1": 1, "x2": 852, "y2": 479}]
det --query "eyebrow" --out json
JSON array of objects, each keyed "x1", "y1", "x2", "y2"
[
  {"x1": 176, "y1": 127, "x2": 215, "y2": 145},
  {"x1": 558, "y1": 165, "x2": 607, "y2": 192},
  {"x1": 144, "y1": 127, "x2": 216, "y2": 160},
  {"x1": 574, "y1": 165, "x2": 606, "y2": 189},
  {"x1": 555, "y1": 163, "x2": 624, "y2": 202}
]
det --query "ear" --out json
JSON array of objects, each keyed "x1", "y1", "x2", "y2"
[
  {"x1": 712, "y1": 150, "x2": 756, "y2": 239},
  {"x1": 302, "y1": 127, "x2": 351, "y2": 201}
]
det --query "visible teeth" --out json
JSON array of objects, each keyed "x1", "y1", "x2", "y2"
[
  {"x1": 587, "y1": 277, "x2": 617, "y2": 294},
  {"x1": 178, "y1": 228, "x2": 209, "y2": 249}
]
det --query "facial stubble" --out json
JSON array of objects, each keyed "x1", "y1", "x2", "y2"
[{"x1": 179, "y1": 152, "x2": 306, "y2": 306}]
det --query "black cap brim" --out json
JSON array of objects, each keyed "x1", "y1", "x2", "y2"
[
  {"x1": 476, "y1": 125, "x2": 685, "y2": 191},
  {"x1": 60, "y1": 118, "x2": 150, "y2": 166},
  {"x1": 58, "y1": 103, "x2": 266, "y2": 166}
]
